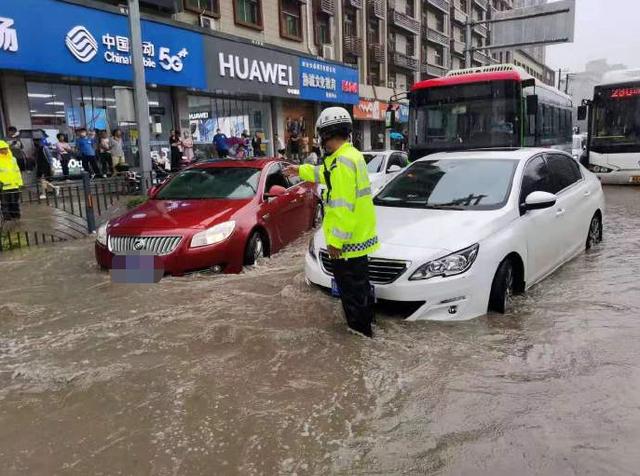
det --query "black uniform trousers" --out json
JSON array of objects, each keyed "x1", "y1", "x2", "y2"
[{"x1": 331, "y1": 255, "x2": 374, "y2": 337}]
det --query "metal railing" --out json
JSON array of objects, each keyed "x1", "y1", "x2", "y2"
[
  {"x1": 391, "y1": 51, "x2": 419, "y2": 71},
  {"x1": 343, "y1": 36, "x2": 363, "y2": 56},
  {"x1": 344, "y1": 0, "x2": 363, "y2": 8},
  {"x1": 451, "y1": 39, "x2": 465, "y2": 55},
  {"x1": 369, "y1": 0, "x2": 384, "y2": 19},
  {"x1": 388, "y1": 6, "x2": 421, "y2": 34},
  {"x1": 422, "y1": 62, "x2": 448, "y2": 77},
  {"x1": 474, "y1": 22, "x2": 488, "y2": 37},
  {"x1": 423, "y1": 26, "x2": 450, "y2": 46},
  {"x1": 426, "y1": 0, "x2": 450, "y2": 14},
  {"x1": 451, "y1": 7, "x2": 468, "y2": 24},
  {"x1": 320, "y1": 0, "x2": 335, "y2": 15},
  {"x1": 369, "y1": 43, "x2": 385, "y2": 63},
  {"x1": 473, "y1": 0, "x2": 487, "y2": 9}
]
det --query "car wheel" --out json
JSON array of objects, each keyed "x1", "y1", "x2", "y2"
[
  {"x1": 489, "y1": 259, "x2": 515, "y2": 314},
  {"x1": 312, "y1": 202, "x2": 323, "y2": 229},
  {"x1": 244, "y1": 231, "x2": 265, "y2": 266},
  {"x1": 586, "y1": 213, "x2": 602, "y2": 250}
]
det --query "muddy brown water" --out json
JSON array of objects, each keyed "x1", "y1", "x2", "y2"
[{"x1": 1, "y1": 187, "x2": 639, "y2": 475}]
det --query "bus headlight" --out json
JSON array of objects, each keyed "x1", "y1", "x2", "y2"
[{"x1": 589, "y1": 164, "x2": 614, "y2": 174}]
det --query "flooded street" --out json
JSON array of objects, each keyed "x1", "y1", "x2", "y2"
[{"x1": 1, "y1": 186, "x2": 639, "y2": 475}]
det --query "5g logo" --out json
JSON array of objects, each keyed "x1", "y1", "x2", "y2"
[{"x1": 159, "y1": 47, "x2": 189, "y2": 72}]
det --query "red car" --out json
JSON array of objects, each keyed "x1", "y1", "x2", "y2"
[{"x1": 95, "y1": 159, "x2": 321, "y2": 275}]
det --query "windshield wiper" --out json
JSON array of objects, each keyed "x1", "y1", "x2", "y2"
[{"x1": 424, "y1": 204, "x2": 464, "y2": 210}]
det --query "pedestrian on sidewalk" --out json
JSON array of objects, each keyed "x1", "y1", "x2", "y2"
[
  {"x1": 109, "y1": 129, "x2": 127, "y2": 173},
  {"x1": 55, "y1": 133, "x2": 73, "y2": 180},
  {"x1": 6, "y1": 126, "x2": 26, "y2": 172},
  {"x1": 98, "y1": 130, "x2": 113, "y2": 177},
  {"x1": 34, "y1": 138, "x2": 58, "y2": 200},
  {"x1": 213, "y1": 129, "x2": 229, "y2": 158},
  {"x1": 274, "y1": 133, "x2": 285, "y2": 158},
  {"x1": 170, "y1": 129, "x2": 183, "y2": 172},
  {"x1": 0, "y1": 140, "x2": 24, "y2": 220},
  {"x1": 181, "y1": 130, "x2": 194, "y2": 164},
  {"x1": 76, "y1": 128, "x2": 101, "y2": 178}
]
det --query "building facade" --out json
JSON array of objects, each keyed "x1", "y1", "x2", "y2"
[{"x1": 0, "y1": 0, "x2": 557, "y2": 155}]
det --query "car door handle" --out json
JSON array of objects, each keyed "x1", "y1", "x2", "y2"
[
  {"x1": 262, "y1": 213, "x2": 270, "y2": 221},
  {"x1": 556, "y1": 208, "x2": 566, "y2": 217},
  {"x1": 583, "y1": 190, "x2": 591, "y2": 197}
]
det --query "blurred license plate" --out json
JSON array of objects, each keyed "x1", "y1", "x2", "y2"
[
  {"x1": 331, "y1": 279, "x2": 377, "y2": 302},
  {"x1": 629, "y1": 176, "x2": 640, "y2": 184},
  {"x1": 331, "y1": 278, "x2": 340, "y2": 297},
  {"x1": 111, "y1": 254, "x2": 164, "y2": 283}
]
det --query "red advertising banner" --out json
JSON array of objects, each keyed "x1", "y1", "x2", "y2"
[{"x1": 353, "y1": 99, "x2": 386, "y2": 121}]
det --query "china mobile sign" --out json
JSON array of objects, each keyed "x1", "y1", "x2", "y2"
[{"x1": 0, "y1": 0, "x2": 206, "y2": 89}]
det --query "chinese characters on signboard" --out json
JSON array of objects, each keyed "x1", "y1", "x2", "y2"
[{"x1": 299, "y1": 58, "x2": 359, "y2": 104}]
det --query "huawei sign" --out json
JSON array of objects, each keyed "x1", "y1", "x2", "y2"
[{"x1": 354, "y1": 99, "x2": 386, "y2": 121}]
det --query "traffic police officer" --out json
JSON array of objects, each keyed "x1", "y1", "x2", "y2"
[
  {"x1": 285, "y1": 107, "x2": 379, "y2": 337},
  {"x1": 0, "y1": 140, "x2": 24, "y2": 220}
]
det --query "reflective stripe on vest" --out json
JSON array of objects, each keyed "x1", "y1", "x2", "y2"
[
  {"x1": 314, "y1": 165, "x2": 321, "y2": 183},
  {"x1": 331, "y1": 227, "x2": 352, "y2": 240},
  {"x1": 328, "y1": 198, "x2": 355, "y2": 212},
  {"x1": 336, "y1": 156, "x2": 356, "y2": 172},
  {"x1": 356, "y1": 186, "x2": 371, "y2": 198},
  {"x1": 342, "y1": 236, "x2": 379, "y2": 253}
]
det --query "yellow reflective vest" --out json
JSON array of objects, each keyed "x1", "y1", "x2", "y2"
[
  {"x1": 299, "y1": 142, "x2": 379, "y2": 259},
  {"x1": 0, "y1": 144, "x2": 24, "y2": 191}
]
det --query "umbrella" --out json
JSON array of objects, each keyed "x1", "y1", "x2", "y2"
[{"x1": 390, "y1": 132, "x2": 404, "y2": 140}]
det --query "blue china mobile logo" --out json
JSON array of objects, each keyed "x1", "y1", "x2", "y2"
[{"x1": 65, "y1": 26, "x2": 98, "y2": 63}]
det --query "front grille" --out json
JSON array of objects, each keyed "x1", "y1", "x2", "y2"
[
  {"x1": 108, "y1": 235, "x2": 182, "y2": 256},
  {"x1": 319, "y1": 250, "x2": 409, "y2": 284}
]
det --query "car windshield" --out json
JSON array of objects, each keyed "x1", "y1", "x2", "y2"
[
  {"x1": 363, "y1": 153, "x2": 385, "y2": 173},
  {"x1": 591, "y1": 86, "x2": 640, "y2": 153},
  {"x1": 156, "y1": 167, "x2": 261, "y2": 200},
  {"x1": 410, "y1": 80, "x2": 519, "y2": 151},
  {"x1": 374, "y1": 159, "x2": 518, "y2": 210}
]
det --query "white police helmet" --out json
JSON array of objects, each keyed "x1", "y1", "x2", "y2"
[{"x1": 315, "y1": 107, "x2": 353, "y2": 138}]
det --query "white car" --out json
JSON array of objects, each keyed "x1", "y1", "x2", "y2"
[
  {"x1": 306, "y1": 148, "x2": 605, "y2": 321},
  {"x1": 363, "y1": 150, "x2": 408, "y2": 192}
]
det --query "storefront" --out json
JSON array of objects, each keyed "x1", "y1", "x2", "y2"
[{"x1": 0, "y1": 0, "x2": 359, "y2": 165}]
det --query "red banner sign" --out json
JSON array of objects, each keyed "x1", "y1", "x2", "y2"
[{"x1": 353, "y1": 99, "x2": 386, "y2": 121}]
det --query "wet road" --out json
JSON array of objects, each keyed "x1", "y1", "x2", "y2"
[{"x1": 1, "y1": 187, "x2": 639, "y2": 475}]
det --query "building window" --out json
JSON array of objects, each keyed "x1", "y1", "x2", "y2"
[
  {"x1": 234, "y1": 0, "x2": 263, "y2": 29},
  {"x1": 435, "y1": 11, "x2": 445, "y2": 33},
  {"x1": 344, "y1": 11, "x2": 356, "y2": 37},
  {"x1": 434, "y1": 45, "x2": 444, "y2": 66},
  {"x1": 184, "y1": 0, "x2": 219, "y2": 17},
  {"x1": 280, "y1": 0, "x2": 302, "y2": 41},
  {"x1": 460, "y1": 0, "x2": 468, "y2": 12}
]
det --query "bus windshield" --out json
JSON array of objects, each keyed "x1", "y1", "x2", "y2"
[
  {"x1": 591, "y1": 86, "x2": 640, "y2": 153},
  {"x1": 410, "y1": 80, "x2": 519, "y2": 151}
]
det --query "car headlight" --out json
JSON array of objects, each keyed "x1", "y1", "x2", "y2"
[
  {"x1": 96, "y1": 223, "x2": 108, "y2": 246},
  {"x1": 190, "y1": 221, "x2": 235, "y2": 248},
  {"x1": 308, "y1": 235, "x2": 316, "y2": 260},
  {"x1": 409, "y1": 244, "x2": 479, "y2": 281}
]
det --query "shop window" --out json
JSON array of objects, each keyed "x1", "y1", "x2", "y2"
[
  {"x1": 280, "y1": 0, "x2": 302, "y2": 41},
  {"x1": 184, "y1": 0, "x2": 219, "y2": 17},
  {"x1": 234, "y1": 0, "x2": 263, "y2": 29}
]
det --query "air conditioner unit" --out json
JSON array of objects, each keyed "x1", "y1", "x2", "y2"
[
  {"x1": 322, "y1": 44, "x2": 335, "y2": 60},
  {"x1": 387, "y1": 80, "x2": 396, "y2": 89},
  {"x1": 200, "y1": 15, "x2": 218, "y2": 30}
]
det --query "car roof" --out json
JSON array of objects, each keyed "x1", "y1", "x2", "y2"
[
  {"x1": 189, "y1": 158, "x2": 280, "y2": 170},
  {"x1": 415, "y1": 148, "x2": 568, "y2": 163},
  {"x1": 362, "y1": 150, "x2": 403, "y2": 155}
]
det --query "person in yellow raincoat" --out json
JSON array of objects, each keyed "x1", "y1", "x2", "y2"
[{"x1": 0, "y1": 139, "x2": 24, "y2": 220}]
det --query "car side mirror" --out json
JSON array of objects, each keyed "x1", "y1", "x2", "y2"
[
  {"x1": 577, "y1": 105, "x2": 587, "y2": 121},
  {"x1": 265, "y1": 185, "x2": 286, "y2": 199},
  {"x1": 387, "y1": 164, "x2": 402, "y2": 173},
  {"x1": 526, "y1": 95, "x2": 539, "y2": 115},
  {"x1": 524, "y1": 191, "x2": 557, "y2": 211},
  {"x1": 147, "y1": 185, "x2": 158, "y2": 198}
]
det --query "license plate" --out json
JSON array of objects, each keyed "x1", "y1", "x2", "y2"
[
  {"x1": 629, "y1": 176, "x2": 640, "y2": 184},
  {"x1": 111, "y1": 254, "x2": 164, "y2": 283},
  {"x1": 331, "y1": 278, "x2": 340, "y2": 297},
  {"x1": 331, "y1": 279, "x2": 377, "y2": 303}
]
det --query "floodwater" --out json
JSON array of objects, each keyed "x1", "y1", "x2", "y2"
[{"x1": 1, "y1": 187, "x2": 639, "y2": 475}]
